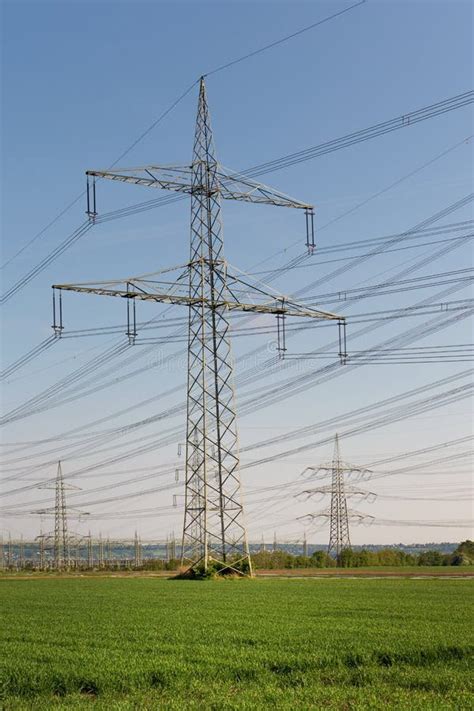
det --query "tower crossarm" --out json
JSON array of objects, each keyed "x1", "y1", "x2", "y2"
[
  {"x1": 87, "y1": 166, "x2": 194, "y2": 195},
  {"x1": 300, "y1": 486, "x2": 377, "y2": 501},
  {"x1": 216, "y1": 169, "x2": 313, "y2": 209},
  {"x1": 86, "y1": 166, "x2": 313, "y2": 211},
  {"x1": 52, "y1": 283, "x2": 343, "y2": 321},
  {"x1": 305, "y1": 464, "x2": 373, "y2": 475},
  {"x1": 300, "y1": 509, "x2": 375, "y2": 523}
]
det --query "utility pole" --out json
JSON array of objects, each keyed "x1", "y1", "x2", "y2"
[
  {"x1": 300, "y1": 434, "x2": 375, "y2": 564},
  {"x1": 273, "y1": 531, "x2": 277, "y2": 553},
  {"x1": 52, "y1": 78, "x2": 345, "y2": 576},
  {"x1": 0, "y1": 535, "x2": 4, "y2": 571}
]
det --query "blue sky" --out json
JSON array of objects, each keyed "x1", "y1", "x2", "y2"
[{"x1": 1, "y1": 0, "x2": 473, "y2": 545}]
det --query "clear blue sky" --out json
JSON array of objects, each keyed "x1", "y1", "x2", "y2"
[{"x1": 1, "y1": 0, "x2": 473, "y2": 545}]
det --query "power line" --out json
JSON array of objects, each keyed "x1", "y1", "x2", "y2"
[
  {"x1": 1, "y1": 2, "x2": 366, "y2": 272},
  {"x1": 204, "y1": 1, "x2": 366, "y2": 77},
  {"x1": 2, "y1": 93, "x2": 472, "y2": 303}
]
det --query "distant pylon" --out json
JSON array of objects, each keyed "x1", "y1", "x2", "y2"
[
  {"x1": 7, "y1": 533, "x2": 12, "y2": 569},
  {"x1": 303, "y1": 532, "x2": 308, "y2": 558},
  {"x1": 98, "y1": 533, "x2": 104, "y2": 568},
  {"x1": 19, "y1": 534, "x2": 24, "y2": 569},
  {"x1": 54, "y1": 461, "x2": 70, "y2": 569},
  {"x1": 134, "y1": 531, "x2": 142, "y2": 568},
  {"x1": 300, "y1": 434, "x2": 375, "y2": 563},
  {"x1": 33, "y1": 461, "x2": 83, "y2": 570},
  {"x1": 34, "y1": 465, "x2": 85, "y2": 571},
  {"x1": 273, "y1": 531, "x2": 277, "y2": 553},
  {"x1": 38, "y1": 532, "x2": 45, "y2": 570},
  {"x1": 87, "y1": 532, "x2": 93, "y2": 568},
  {"x1": 328, "y1": 435, "x2": 351, "y2": 557},
  {"x1": 0, "y1": 535, "x2": 4, "y2": 571}
]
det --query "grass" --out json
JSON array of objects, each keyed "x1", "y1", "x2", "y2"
[{"x1": 0, "y1": 577, "x2": 473, "y2": 709}]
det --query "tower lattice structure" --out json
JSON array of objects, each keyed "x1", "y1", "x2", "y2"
[
  {"x1": 34, "y1": 460, "x2": 87, "y2": 570},
  {"x1": 54, "y1": 461, "x2": 69, "y2": 568},
  {"x1": 52, "y1": 78, "x2": 345, "y2": 575},
  {"x1": 301, "y1": 434, "x2": 375, "y2": 563}
]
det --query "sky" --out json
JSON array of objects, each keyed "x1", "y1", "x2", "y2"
[{"x1": 1, "y1": 0, "x2": 473, "y2": 547}]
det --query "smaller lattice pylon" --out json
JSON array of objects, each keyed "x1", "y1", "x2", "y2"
[
  {"x1": 87, "y1": 532, "x2": 93, "y2": 568},
  {"x1": 134, "y1": 531, "x2": 142, "y2": 568},
  {"x1": 19, "y1": 535, "x2": 24, "y2": 569},
  {"x1": 298, "y1": 434, "x2": 375, "y2": 563},
  {"x1": 98, "y1": 534, "x2": 105, "y2": 568},
  {"x1": 37, "y1": 531, "x2": 46, "y2": 570},
  {"x1": 34, "y1": 461, "x2": 88, "y2": 570}
]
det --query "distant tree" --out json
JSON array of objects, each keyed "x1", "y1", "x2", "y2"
[
  {"x1": 311, "y1": 550, "x2": 334, "y2": 568},
  {"x1": 417, "y1": 550, "x2": 446, "y2": 566},
  {"x1": 450, "y1": 553, "x2": 472, "y2": 566},
  {"x1": 454, "y1": 540, "x2": 474, "y2": 561}
]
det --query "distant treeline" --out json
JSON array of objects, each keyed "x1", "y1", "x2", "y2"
[
  {"x1": 131, "y1": 541, "x2": 474, "y2": 571},
  {"x1": 247, "y1": 540, "x2": 474, "y2": 569}
]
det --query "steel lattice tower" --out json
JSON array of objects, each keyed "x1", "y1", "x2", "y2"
[
  {"x1": 300, "y1": 434, "x2": 375, "y2": 564},
  {"x1": 183, "y1": 86, "x2": 245, "y2": 570},
  {"x1": 53, "y1": 78, "x2": 345, "y2": 576},
  {"x1": 34, "y1": 461, "x2": 86, "y2": 570},
  {"x1": 54, "y1": 461, "x2": 70, "y2": 569},
  {"x1": 327, "y1": 434, "x2": 351, "y2": 559}
]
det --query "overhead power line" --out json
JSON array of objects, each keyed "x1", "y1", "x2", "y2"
[
  {"x1": 204, "y1": 1, "x2": 366, "y2": 77},
  {"x1": 1, "y1": 2, "x2": 366, "y2": 272},
  {"x1": 2, "y1": 92, "x2": 472, "y2": 304}
]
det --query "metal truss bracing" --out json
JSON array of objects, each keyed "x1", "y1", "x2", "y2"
[{"x1": 53, "y1": 78, "x2": 346, "y2": 576}]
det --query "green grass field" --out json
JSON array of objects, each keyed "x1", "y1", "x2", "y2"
[{"x1": 1, "y1": 578, "x2": 473, "y2": 710}]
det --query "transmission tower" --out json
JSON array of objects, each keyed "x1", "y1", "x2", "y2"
[
  {"x1": 34, "y1": 461, "x2": 88, "y2": 570},
  {"x1": 54, "y1": 462, "x2": 69, "y2": 568},
  {"x1": 7, "y1": 534, "x2": 12, "y2": 569},
  {"x1": 87, "y1": 531, "x2": 93, "y2": 568},
  {"x1": 52, "y1": 78, "x2": 345, "y2": 576},
  {"x1": 37, "y1": 532, "x2": 46, "y2": 570},
  {"x1": 134, "y1": 531, "x2": 142, "y2": 568},
  {"x1": 300, "y1": 434, "x2": 375, "y2": 563},
  {"x1": 98, "y1": 534, "x2": 105, "y2": 568},
  {"x1": 19, "y1": 535, "x2": 24, "y2": 569}
]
